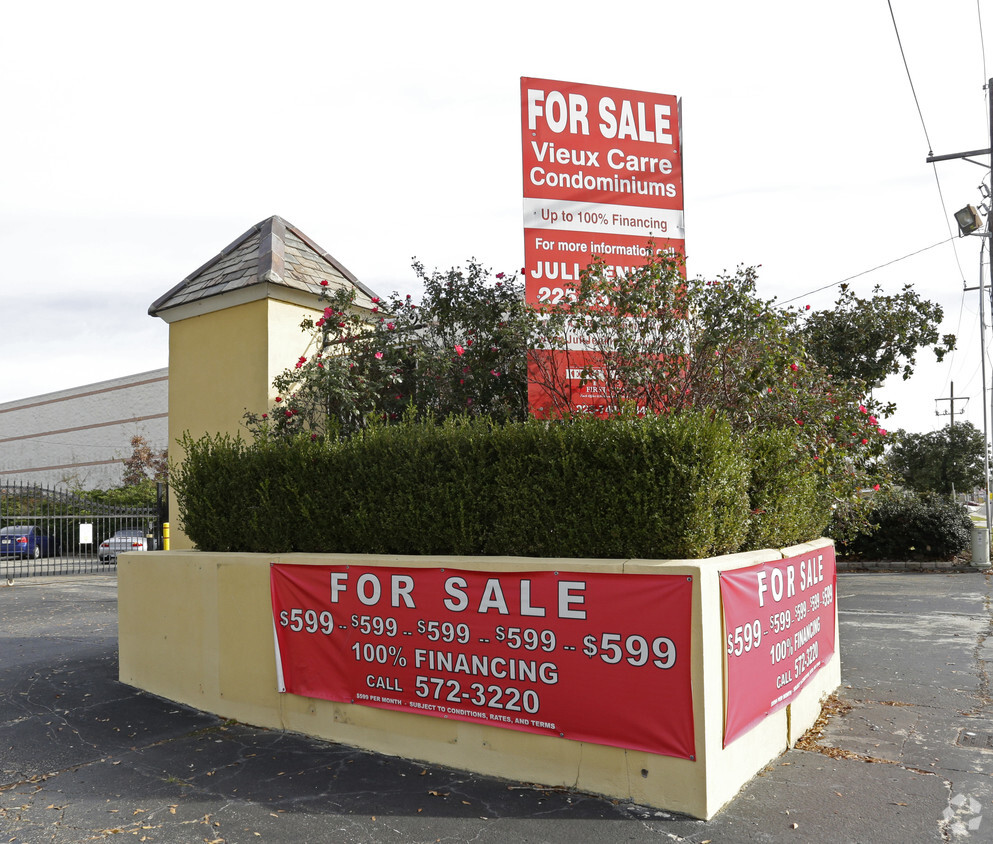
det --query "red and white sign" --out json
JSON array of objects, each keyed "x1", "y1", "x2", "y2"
[
  {"x1": 520, "y1": 77, "x2": 685, "y2": 414},
  {"x1": 271, "y1": 564, "x2": 696, "y2": 759},
  {"x1": 719, "y1": 548, "x2": 838, "y2": 746}
]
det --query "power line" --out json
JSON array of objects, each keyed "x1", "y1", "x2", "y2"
[
  {"x1": 886, "y1": 0, "x2": 969, "y2": 283},
  {"x1": 883, "y1": 0, "x2": 979, "y2": 418},
  {"x1": 928, "y1": 5, "x2": 993, "y2": 401},
  {"x1": 930, "y1": 167, "x2": 970, "y2": 283},
  {"x1": 956, "y1": 359, "x2": 982, "y2": 395},
  {"x1": 943, "y1": 260, "x2": 989, "y2": 389},
  {"x1": 979, "y1": 0, "x2": 989, "y2": 94},
  {"x1": 778, "y1": 237, "x2": 954, "y2": 304},
  {"x1": 940, "y1": 284, "x2": 971, "y2": 397},
  {"x1": 887, "y1": 0, "x2": 933, "y2": 152}
]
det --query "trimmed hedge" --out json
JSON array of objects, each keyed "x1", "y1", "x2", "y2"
[
  {"x1": 745, "y1": 428, "x2": 833, "y2": 551},
  {"x1": 174, "y1": 414, "x2": 830, "y2": 559}
]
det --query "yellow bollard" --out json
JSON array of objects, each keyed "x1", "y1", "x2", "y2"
[{"x1": 163, "y1": 522, "x2": 170, "y2": 551}]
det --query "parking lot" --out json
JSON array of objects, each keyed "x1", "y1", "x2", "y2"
[{"x1": 3, "y1": 571, "x2": 993, "y2": 842}]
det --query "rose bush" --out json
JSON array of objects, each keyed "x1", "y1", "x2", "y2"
[
  {"x1": 245, "y1": 261, "x2": 533, "y2": 439},
  {"x1": 526, "y1": 248, "x2": 889, "y2": 519}
]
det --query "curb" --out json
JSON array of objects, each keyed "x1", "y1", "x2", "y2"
[{"x1": 837, "y1": 559, "x2": 985, "y2": 573}]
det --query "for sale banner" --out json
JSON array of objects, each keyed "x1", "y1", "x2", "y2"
[
  {"x1": 520, "y1": 77, "x2": 685, "y2": 414},
  {"x1": 719, "y1": 548, "x2": 837, "y2": 746},
  {"x1": 271, "y1": 564, "x2": 695, "y2": 759}
]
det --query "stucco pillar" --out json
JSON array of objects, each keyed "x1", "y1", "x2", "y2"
[{"x1": 148, "y1": 216, "x2": 376, "y2": 549}]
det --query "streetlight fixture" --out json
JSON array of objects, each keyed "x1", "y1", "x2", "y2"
[{"x1": 955, "y1": 204, "x2": 983, "y2": 236}]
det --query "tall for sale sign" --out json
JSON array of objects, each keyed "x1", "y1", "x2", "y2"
[
  {"x1": 719, "y1": 548, "x2": 838, "y2": 746},
  {"x1": 520, "y1": 77, "x2": 685, "y2": 414},
  {"x1": 271, "y1": 564, "x2": 696, "y2": 760}
]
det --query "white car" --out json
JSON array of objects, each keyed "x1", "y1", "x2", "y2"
[{"x1": 98, "y1": 529, "x2": 151, "y2": 564}]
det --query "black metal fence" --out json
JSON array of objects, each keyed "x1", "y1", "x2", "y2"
[{"x1": 0, "y1": 482, "x2": 167, "y2": 579}]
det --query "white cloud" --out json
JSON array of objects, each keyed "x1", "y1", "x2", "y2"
[{"x1": 2, "y1": 0, "x2": 991, "y2": 434}]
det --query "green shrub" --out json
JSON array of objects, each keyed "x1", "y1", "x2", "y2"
[
  {"x1": 482, "y1": 413, "x2": 751, "y2": 559},
  {"x1": 174, "y1": 413, "x2": 803, "y2": 559},
  {"x1": 85, "y1": 481, "x2": 160, "y2": 509},
  {"x1": 744, "y1": 429, "x2": 833, "y2": 551},
  {"x1": 830, "y1": 488, "x2": 972, "y2": 560},
  {"x1": 334, "y1": 417, "x2": 494, "y2": 555}
]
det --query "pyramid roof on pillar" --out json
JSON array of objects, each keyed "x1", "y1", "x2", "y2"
[{"x1": 149, "y1": 216, "x2": 378, "y2": 318}]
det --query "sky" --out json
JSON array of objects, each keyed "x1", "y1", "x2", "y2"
[{"x1": 3, "y1": 0, "x2": 993, "y2": 435}]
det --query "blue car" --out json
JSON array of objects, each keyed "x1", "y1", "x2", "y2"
[{"x1": 0, "y1": 525, "x2": 57, "y2": 559}]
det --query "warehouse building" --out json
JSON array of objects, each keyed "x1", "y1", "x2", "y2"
[{"x1": 0, "y1": 369, "x2": 169, "y2": 489}]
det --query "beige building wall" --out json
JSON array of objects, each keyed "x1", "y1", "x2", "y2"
[{"x1": 0, "y1": 369, "x2": 168, "y2": 488}]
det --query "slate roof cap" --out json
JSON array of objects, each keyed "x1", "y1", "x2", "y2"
[{"x1": 149, "y1": 216, "x2": 378, "y2": 317}]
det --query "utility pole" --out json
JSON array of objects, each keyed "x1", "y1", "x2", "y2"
[
  {"x1": 926, "y1": 77, "x2": 993, "y2": 564},
  {"x1": 935, "y1": 381, "x2": 968, "y2": 500}
]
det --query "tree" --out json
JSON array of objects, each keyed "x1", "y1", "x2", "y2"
[
  {"x1": 800, "y1": 283, "x2": 955, "y2": 410},
  {"x1": 234, "y1": 243, "x2": 974, "y2": 551},
  {"x1": 529, "y1": 251, "x2": 809, "y2": 421},
  {"x1": 121, "y1": 435, "x2": 168, "y2": 486},
  {"x1": 887, "y1": 422, "x2": 989, "y2": 495},
  {"x1": 394, "y1": 259, "x2": 533, "y2": 423},
  {"x1": 53, "y1": 436, "x2": 168, "y2": 510},
  {"x1": 527, "y1": 250, "x2": 887, "y2": 504}
]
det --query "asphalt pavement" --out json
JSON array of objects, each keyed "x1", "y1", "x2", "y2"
[{"x1": 2, "y1": 570, "x2": 992, "y2": 843}]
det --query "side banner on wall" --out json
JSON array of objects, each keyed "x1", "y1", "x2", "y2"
[
  {"x1": 520, "y1": 77, "x2": 685, "y2": 414},
  {"x1": 719, "y1": 548, "x2": 838, "y2": 746},
  {"x1": 271, "y1": 564, "x2": 696, "y2": 759}
]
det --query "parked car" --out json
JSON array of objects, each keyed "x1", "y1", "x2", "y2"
[
  {"x1": 98, "y1": 528, "x2": 154, "y2": 564},
  {"x1": 0, "y1": 525, "x2": 57, "y2": 559}
]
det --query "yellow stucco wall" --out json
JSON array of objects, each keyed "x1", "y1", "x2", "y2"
[
  {"x1": 165, "y1": 296, "x2": 321, "y2": 548},
  {"x1": 118, "y1": 539, "x2": 840, "y2": 820}
]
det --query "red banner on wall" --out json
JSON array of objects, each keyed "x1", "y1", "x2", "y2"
[
  {"x1": 271, "y1": 564, "x2": 695, "y2": 759},
  {"x1": 719, "y1": 548, "x2": 837, "y2": 746},
  {"x1": 520, "y1": 77, "x2": 685, "y2": 415}
]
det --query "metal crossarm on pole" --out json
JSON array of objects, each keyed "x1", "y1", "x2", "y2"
[{"x1": 936, "y1": 382, "x2": 970, "y2": 501}]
